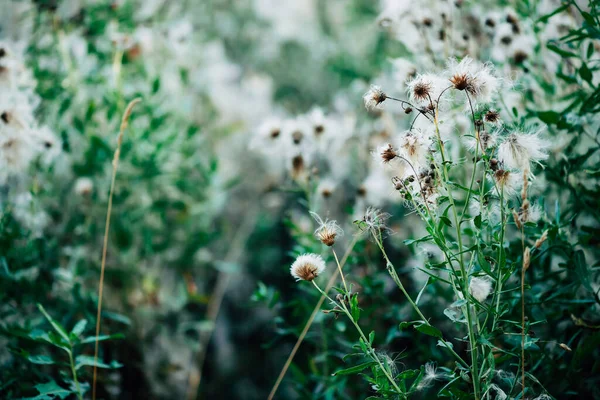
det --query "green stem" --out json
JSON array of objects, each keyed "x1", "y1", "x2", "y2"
[
  {"x1": 68, "y1": 351, "x2": 83, "y2": 400},
  {"x1": 459, "y1": 136, "x2": 479, "y2": 224},
  {"x1": 373, "y1": 233, "x2": 469, "y2": 369},
  {"x1": 311, "y1": 281, "x2": 404, "y2": 396},
  {"x1": 432, "y1": 109, "x2": 480, "y2": 399},
  {"x1": 491, "y1": 186, "x2": 507, "y2": 332},
  {"x1": 332, "y1": 248, "x2": 349, "y2": 296}
]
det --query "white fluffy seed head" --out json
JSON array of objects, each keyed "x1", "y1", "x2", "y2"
[
  {"x1": 446, "y1": 57, "x2": 499, "y2": 104},
  {"x1": 493, "y1": 169, "x2": 523, "y2": 196},
  {"x1": 497, "y1": 131, "x2": 549, "y2": 170},
  {"x1": 310, "y1": 212, "x2": 344, "y2": 247},
  {"x1": 363, "y1": 85, "x2": 387, "y2": 110},
  {"x1": 406, "y1": 73, "x2": 438, "y2": 105},
  {"x1": 397, "y1": 129, "x2": 431, "y2": 170},
  {"x1": 469, "y1": 277, "x2": 492, "y2": 302},
  {"x1": 290, "y1": 253, "x2": 327, "y2": 282}
]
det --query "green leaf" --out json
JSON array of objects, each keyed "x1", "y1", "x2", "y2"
[
  {"x1": 437, "y1": 340, "x2": 452, "y2": 349},
  {"x1": 547, "y1": 44, "x2": 577, "y2": 58},
  {"x1": 74, "y1": 355, "x2": 123, "y2": 370},
  {"x1": 537, "y1": 110, "x2": 561, "y2": 125},
  {"x1": 538, "y1": 4, "x2": 569, "y2": 23},
  {"x1": 439, "y1": 216, "x2": 453, "y2": 228},
  {"x1": 414, "y1": 322, "x2": 442, "y2": 338},
  {"x1": 398, "y1": 369, "x2": 419, "y2": 379},
  {"x1": 27, "y1": 381, "x2": 73, "y2": 400},
  {"x1": 70, "y1": 320, "x2": 87, "y2": 337},
  {"x1": 581, "y1": 11, "x2": 597, "y2": 28},
  {"x1": 415, "y1": 277, "x2": 431, "y2": 306},
  {"x1": 403, "y1": 235, "x2": 433, "y2": 246},
  {"x1": 27, "y1": 354, "x2": 56, "y2": 365},
  {"x1": 399, "y1": 321, "x2": 414, "y2": 330},
  {"x1": 79, "y1": 333, "x2": 125, "y2": 345},
  {"x1": 332, "y1": 361, "x2": 377, "y2": 376},
  {"x1": 473, "y1": 214, "x2": 482, "y2": 229},
  {"x1": 580, "y1": 63, "x2": 593, "y2": 84},
  {"x1": 368, "y1": 331, "x2": 375, "y2": 345},
  {"x1": 573, "y1": 250, "x2": 593, "y2": 293},
  {"x1": 350, "y1": 295, "x2": 360, "y2": 321},
  {"x1": 101, "y1": 311, "x2": 132, "y2": 325},
  {"x1": 37, "y1": 304, "x2": 70, "y2": 345},
  {"x1": 25, "y1": 330, "x2": 71, "y2": 353}
]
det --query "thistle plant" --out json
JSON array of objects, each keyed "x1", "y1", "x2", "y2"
[{"x1": 286, "y1": 57, "x2": 556, "y2": 399}]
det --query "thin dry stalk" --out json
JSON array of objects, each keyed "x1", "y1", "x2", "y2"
[
  {"x1": 519, "y1": 169, "x2": 530, "y2": 397},
  {"x1": 267, "y1": 234, "x2": 359, "y2": 400},
  {"x1": 185, "y1": 209, "x2": 258, "y2": 400},
  {"x1": 92, "y1": 98, "x2": 141, "y2": 400}
]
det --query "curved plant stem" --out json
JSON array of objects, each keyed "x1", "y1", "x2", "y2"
[
  {"x1": 373, "y1": 232, "x2": 469, "y2": 369},
  {"x1": 267, "y1": 234, "x2": 359, "y2": 400},
  {"x1": 520, "y1": 231, "x2": 527, "y2": 397},
  {"x1": 185, "y1": 209, "x2": 258, "y2": 400},
  {"x1": 491, "y1": 186, "x2": 506, "y2": 332},
  {"x1": 92, "y1": 98, "x2": 141, "y2": 400},
  {"x1": 432, "y1": 107, "x2": 480, "y2": 399},
  {"x1": 311, "y1": 281, "x2": 404, "y2": 396},
  {"x1": 68, "y1": 351, "x2": 83, "y2": 400},
  {"x1": 332, "y1": 248, "x2": 348, "y2": 295}
]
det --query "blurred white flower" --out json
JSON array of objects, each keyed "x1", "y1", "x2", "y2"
[
  {"x1": 74, "y1": 177, "x2": 94, "y2": 197},
  {"x1": 469, "y1": 277, "x2": 492, "y2": 302}
]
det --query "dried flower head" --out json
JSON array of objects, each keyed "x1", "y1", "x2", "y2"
[
  {"x1": 290, "y1": 253, "x2": 327, "y2": 282},
  {"x1": 310, "y1": 212, "x2": 343, "y2": 247},
  {"x1": 484, "y1": 109, "x2": 501, "y2": 123},
  {"x1": 469, "y1": 277, "x2": 492, "y2": 302},
  {"x1": 397, "y1": 129, "x2": 432, "y2": 170},
  {"x1": 535, "y1": 230, "x2": 548, "y2": 249},
  {"x1": 448, "y1": 57, "x2": 476, "y2": 92},
  {"x1": 559, "y1": 343, "x2": 572, "y2": 352},
  {"x1": 407, "y1": 74, "x2": 434, "y2": 103},
  {"x1": 378, "y1": 143, "x2": 398, "y2": 164},
  {"x1": 523, "y1": 247, "x2": 531, "y2": 271},
  {"x1": 479, "y1": 130, "x2": 496, "y2": 151},
  {"x1": 446, "y1": 57, "x2": 499, "y2": 103},
  {"x1": 363, "y1": 85, "x2": 387, "y2": 110},
  {"x1": 493, "y1": 169, "x2": 522, "y2": 196},
  {"x1": 356, "y1": 207, "x2": 392, "y2": 237}
]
